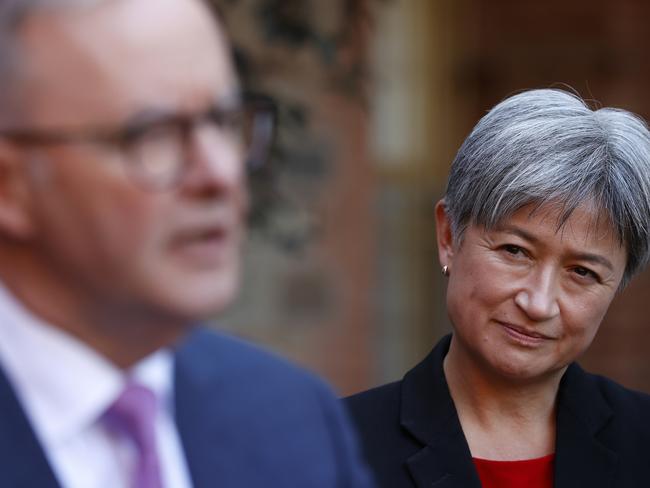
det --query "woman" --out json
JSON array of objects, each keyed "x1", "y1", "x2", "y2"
[{"x1": 346, "y1": 89, "x2": 650, "y2": 488}]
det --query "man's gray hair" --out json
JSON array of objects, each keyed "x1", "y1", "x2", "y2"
[{"x1": 444, "y1": 88, "x2": 650, "y2": 286}]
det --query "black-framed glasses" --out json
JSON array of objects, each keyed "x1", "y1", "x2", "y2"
[{"x1": 0, "y1": 95, "x2": 276, "y2": 190}]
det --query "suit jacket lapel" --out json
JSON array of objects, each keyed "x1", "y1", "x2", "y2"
[
  {"x1": 173, "y1": 329, "x2": 224, "y2": 488},
  {"x1": 554, "y1": 364, "x2": 618, "y2": 488},
  {"x1": 401, "y1": 335, "x2": 482, "y2": 488},
  {"x1": 0, "y1": 365, "x2": 60, "y2": 488}
]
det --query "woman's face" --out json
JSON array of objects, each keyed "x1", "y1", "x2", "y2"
[{"x1": 436, "y1": 200, "x2": 627, "y2": 382}]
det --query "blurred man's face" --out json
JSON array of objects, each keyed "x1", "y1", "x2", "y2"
[{"x1": 10, "y1": 0, "x2": 246, "y2": 325}]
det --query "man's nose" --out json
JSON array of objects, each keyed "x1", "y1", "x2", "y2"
[
  {"x1": 514, "y1": 266, "x2": 560, "y2": 321},
  {"x1": 180, "y1": 123, "x2": 245, "y2": 195}
]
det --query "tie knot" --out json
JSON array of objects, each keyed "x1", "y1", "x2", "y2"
[{"x1": 104, "y1": 382, "x2": 158, "y2": 451}]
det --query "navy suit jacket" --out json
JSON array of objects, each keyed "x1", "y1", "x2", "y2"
[
  {"x1": 0, "y1": 327, "x2": 374, "y2": 488},
  {"x1": 345, "y1": 334, "x2": 650, "y2": 488}
]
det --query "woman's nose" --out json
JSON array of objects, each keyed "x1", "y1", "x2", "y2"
[{"x1": 514, "y1": 268, "x2": 560, "y2": 321}]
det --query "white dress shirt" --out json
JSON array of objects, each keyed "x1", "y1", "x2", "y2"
[{"x1": 0, "y1": 283, "x2": 193, "y2": 488}]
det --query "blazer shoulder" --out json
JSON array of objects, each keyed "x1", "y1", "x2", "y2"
[
  {"x1": 175, "y1": 328, "x2": 375, "y2": 488},
  {"x1": 177, "y1": 327, "x2": 321, "y2": 388},
  {"x1": 576, "y1": 370, "x2": 650, "y2": 485},
  {"x1": 345, "y1": 381, "x2": 402, "y2": 422},
  {"x1": 590, "y1": 372, "x2": 650, "y2": 421},
  {"x1": 344, "y1": 381, "x2": 410, "y2": 456},
  {"x1": 175, "y1": 327, "x2": 348, "y2": 423}
]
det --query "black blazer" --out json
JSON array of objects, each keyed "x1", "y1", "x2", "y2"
[{"x1": 345, "y1": 334, "x2": 650, "y2": 488}]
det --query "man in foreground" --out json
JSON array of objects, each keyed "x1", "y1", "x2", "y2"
[{"x1": 0, "y1": 0, "x2": 373, "y2": 486}]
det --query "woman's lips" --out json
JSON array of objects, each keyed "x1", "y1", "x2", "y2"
[{"x1": 498, "y1": 321, "x2": 554, "y2": 346}]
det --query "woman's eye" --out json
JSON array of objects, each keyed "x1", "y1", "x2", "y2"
[
  {"x1": 503, "y1": 244, "x2": 523, "y2": 256},
  {"x1": 572, "y1": 266, "x2": 598, "y2": 281}
]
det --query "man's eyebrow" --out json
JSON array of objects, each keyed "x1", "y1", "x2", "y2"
[
  {"x1": 123, "y1": 108, "x2": 176, "y2": 128},
  {"x1": 494, "y1": 225, "x2": 614, "y2": 271},
  {"x1": 123, "y1": 93, "x2": 243, "y2": 128}
]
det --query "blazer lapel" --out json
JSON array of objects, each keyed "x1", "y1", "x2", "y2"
[
  {"x1": 0, "y1": 366, "x2": 60, "y2": 488},
  {"x1": 401, "y1": 335, "x2": 482, "y2": 488},
  {"x1": 173, "y1": 329, "x2": 225, "y2": 488},
  {"x1": 554, "y1": 364, "x2": 618, "y2": 488},
  {"x1": 405, "y1": 442, "x2": 479, "y2": 488}
]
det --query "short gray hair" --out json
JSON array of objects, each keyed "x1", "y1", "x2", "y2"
[{"x1": 444, "y1": 89, "x2": 650, "y2": 286}]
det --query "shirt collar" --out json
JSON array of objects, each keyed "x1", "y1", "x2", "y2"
[{"x1": 0, "y1": 282, "x2": 174, "y2": 448}]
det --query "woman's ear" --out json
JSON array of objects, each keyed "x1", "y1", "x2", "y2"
[
  {"x1": 0, "y1": 141, "x2": 36, "y2": 239},
  {"x1": 435, "y1": 199, "x2": 455, "y2": 269}
]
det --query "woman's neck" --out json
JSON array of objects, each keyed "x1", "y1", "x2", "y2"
[{"x1": 443, "y1": 336, "x2": 565, "y2": 460}]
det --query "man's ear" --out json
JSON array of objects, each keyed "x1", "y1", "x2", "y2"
[
  {"x1": 0, "y1": 141, "x2": 36, "y2": 239},
  {"x1": 434, "y1": 199, "x2": 455, "y2": 270}
]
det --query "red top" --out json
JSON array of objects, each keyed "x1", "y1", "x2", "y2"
[{"x1": 472, "y1": 454, "x2": 554, "y2": 488}]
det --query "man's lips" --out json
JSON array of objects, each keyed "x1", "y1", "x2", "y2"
[
  {"x1": 168, "y1": 222, "x2": 239, "y2": 265},
  {"x1": 172, "y1": 224, "x2": 230, "y2": 244},
  {"x1": 171, "y1": 210, "x2": 240, "y2": 244}
]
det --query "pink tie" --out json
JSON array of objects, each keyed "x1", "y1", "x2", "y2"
[{"x1": 104, "y1": 383, "x2": 163, "y2": 488}]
